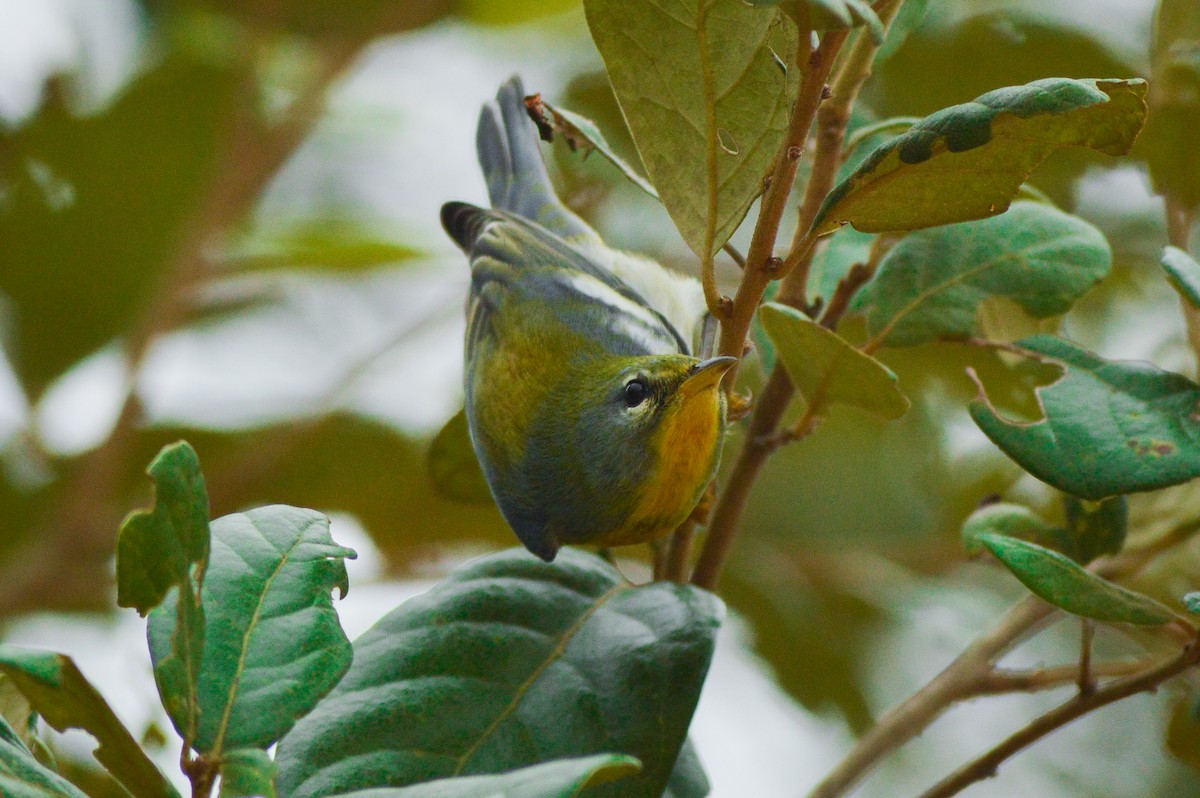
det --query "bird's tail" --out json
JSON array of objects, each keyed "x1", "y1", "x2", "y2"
[{"x1": 476, "y1": 75, "x2": 596, "y2": 241}]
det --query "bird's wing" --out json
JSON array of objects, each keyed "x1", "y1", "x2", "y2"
[
  {"x1": 442, "y1": 202, "x2": 690, "y2": 358},
  {"x1": 476, "y1": 75, "x2": 599, "y2": 242}
]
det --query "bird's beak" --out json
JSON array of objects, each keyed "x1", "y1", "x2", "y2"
[{"x1": 681, "y1": 356, "x2": 738, "y2": 396}]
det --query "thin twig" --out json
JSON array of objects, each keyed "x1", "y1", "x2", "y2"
[
  {"x1": 1165, "y1": 194, "x2": 1200, "y2": 372},
  {"x1": 1078, "y1": 620, "x2": 1096, "y2": 696},
  {"x1": 916, "y1": 642, "x2": 1200, "y2": 798},
  {"x1": 979, "y1": 657, "x2": 1154, "y2": 695}
]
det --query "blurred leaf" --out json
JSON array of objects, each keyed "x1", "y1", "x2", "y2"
[
  {"x1": 0, "y1": 714, "x2": 88, "y2": 798},
  {"x1": 0, "y1": 648, "x2": 179, "y2": 798},
  {"x1": 1063, "y1": 494, "x2": 1128, "y2": 563},
  {"x1": 874, "y1": 0, "x2": 929, "y2": 62},
  {"x1": 759, "y1": 303, "x2": 909, "y2": 419},
  {"x1": 1186, "y1": 593, "x2": 1200, "y2": 614},
  {"x1": 961, "y1": 502, "x2": 1073, "y2": 557},
  {"x1": 1162, "y1": 246, "x2": 1200, "y2": 309},
  {"x1": 149, "y1": 506, "x2": 354, "y2": 754},
  {"x1": 276, "y1": 548, "x2": 722, "y2": 798},
  {"x1": 1142, "y1": 0, "x2": 1200, "y2": 208},
  {"x1": 661, "y1": 740, "x2": 707, "y2": 798},
  {"x1": 583, "y1": 0, "x2": 798, "y2": 257},
  {"x1": 219, "y1": 749, "x2": 277, "y2": 798},
  {"x1": 459, "y1": 0, "x2": 581, "y2": 26},
  {"x1": 1167, "y1": 696, "x2": 1200, "y2": 775},
  {"x1": 0, "y1": 678, "x2": 35, "y2": 754},
  {"x1": 142, "y1": 0, "x2": 454, "y2": 38},
  {"x1": 853, "y1": 202, "x2": 1111, "y2": 348},
  {"x1": 428, "y1": 410, "x2": 494, "y2": 505},
  {"x1": 970, "y1": 335, "x2": 1200, "y2": 500},
  {"x1": 812, "y1": 78, "x2": 1147, "y2": 234},
  {"x1": 116, "y1": 441, "x2": 211, "y2": 614},
  {"x1": 749, "y1": 0, "x2": 883, "y2": 42},
  {"x1": 330, "y1": 755, "x2": 642, "y2": 798},
  {"x1": 534, "y1": 100, "x2": 658, "y2": 199},
  {"x1": 228, "y1": 218, "x2": 423, "y2": 272},
  {"x1": 0, "y1": 56, "x2": 242, "y2": 395},
  {"x1": 978, "y1": 533, "x2": 1174, "y2": 625}
]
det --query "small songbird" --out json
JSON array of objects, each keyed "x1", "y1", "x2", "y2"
[{"x1": 441, "y1": 76, "x2": 735, "y2": 562}]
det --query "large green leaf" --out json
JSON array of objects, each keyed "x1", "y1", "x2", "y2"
[
  {"x1": 149, "y1": 505, "x2": 355, "y2": 754},
  {"x1": 428, "y1": 410, "x2": 494, "y2": 505},
  {"x1": 811, "y1": 78, "x2": 1147, "y2": 234},
  {"x1": 759, "y1": 303, "x2": 909, "y2": 419},
  {"x1": 970, "y1": 336, "x2": 1200, "y2": 500},
  {"x1": 1162, "y1": 246, "x2": 1200, "y2": 309},
  {"x1": 978, "y1": 533, "x2": 1174, "y2": 626},
  {"x1": 117, "y1": 441, "x2": 211, "y2": 614},
  {"x1": 852, "y1": 201, "x2": 1111, "y2": 348},
  {"x1": 329, "y1": 755, "x2": 641, "y2": 798},
  {"x1": 583, "y1": 0, "x2": 798, "y2": 257},
  {"x1": 117, "y1": 441, "x2": 210, "y2": 751},
  {"x1": 275, "y1": 548, "x2": 723, "y2": 798},
  {"x1": 0, "y1": 714, "x2": 88, "y2": 798},
  {"x1": 0, "y1": 648, "x2": 178, "y2": 798}
]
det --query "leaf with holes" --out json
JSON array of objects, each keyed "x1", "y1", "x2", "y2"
[
  {"x1": 852, "y1": 201, "x2": 1110, "y2": 348},
  {"x1": 971, "y1": 336, "x2": 1200, "y2": 500},
  {"x1": 583, "y1": 0, "x2": 798, "y2": 257},
  {"x1": 812, "y1": 78, "x2": 1146, "y2": 234},
  {"x1": 275, "y1": 548, "x2": 723, "y2": 798},
  {"x1": 0, "y1": 648, "x2": 178, "y2": 798},
  {"x1": 0, "y1": 713, "x2": 88, "y2": 798},
  {"x1": 429, "y1": 409, "x2": 493, "y2": 504},
  {"x1": 1162, "y1": 246, "x2": 1200, "y2": 308},
  {"x1": 978, "y1": 533, "x2": 1174, "y2": 625},
  {"x1": 148, "y1": 506, "x2": 355, "y2": 755},
  {"x1": 759, "y1": 303, "x2": 909, "y2": 419}
]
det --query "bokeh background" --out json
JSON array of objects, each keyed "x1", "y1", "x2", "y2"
[{"x1": 2, "y1": 0, "x2": 1199, "y2": 795}]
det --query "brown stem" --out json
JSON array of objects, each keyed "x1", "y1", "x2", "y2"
[
  {"x1": 1078, "y1": 619, "x2": 1096, "y2": 696},
  {"x1": 1165, "y1": 195, "x2": 1200, "y2": 371},
  {"x1": 917, "y1": 643, "x2": 1200, "y2": 798},
  {"x1": 715, "y1": 29, "x2": 848, "y2": 386},
  {"x1": 980, "y1": 657, "x2": 1154, "y2": 694},
  {"x1": 804, "y1": 596, "x2": 1055, "y2": 798}
]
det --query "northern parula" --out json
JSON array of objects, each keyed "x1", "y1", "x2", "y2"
[{"x1": 441, "y1": 76, "x2": 735, "y2": 562}]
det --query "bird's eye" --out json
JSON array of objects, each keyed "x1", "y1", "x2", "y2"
[{"x1": 623, "y1": 379, "x2": 648, "y2": 408}]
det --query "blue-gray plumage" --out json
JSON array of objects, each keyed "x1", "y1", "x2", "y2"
[{"x1": 441, "y1": 76, "x2": 730, "y2": 561}]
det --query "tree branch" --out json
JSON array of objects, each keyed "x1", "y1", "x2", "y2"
[{"x1": 917, "y1": 642, "x2": 1200, "y2": 798}]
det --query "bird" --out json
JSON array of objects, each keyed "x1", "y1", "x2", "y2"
[{"x1": 440, "y1": 76, "x2": 735, "y2": 562}]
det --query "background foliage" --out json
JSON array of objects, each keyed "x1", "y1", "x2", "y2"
[{"x1": 2, "y1": 0, "x2": 1200, "y2": 796}]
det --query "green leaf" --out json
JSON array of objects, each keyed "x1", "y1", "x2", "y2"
[
  {"x1": 226, "y1": 218, "x2": 422, "y2": 272},
  {"x1": 428, "y1": 410, "x2": 494, "y2": 505},
  {"x1": 275, "y1": 548, "x2": 723, "y2": 798},
  {"x1": 119, "y1": 441, "x2": 210, "y2": 753},
  {"x1": 759, "y1": 303, "x2": 909, "y2": 419},
  {"x1": 219, "y1": 749, "x2": 277, "y2": 798},
  {"x1": 0, "y1": 648, "x2": 179, "y2": 798},
  {"x1": 149, "y1": 506, "x2": 355, "y2": 755},
  {"x1": 1162, "y1": 246, "x2": 1200, "y2": 309},
  {"x1": 961, "y1": 502, "x2": 1074, "y2": 557},
  {"x1": 533, "y1": 101, "x2": 659, "y2": 200},
  {"x1": 583, "y1": 0, "x2": 799, "y2": 257},
  {"x1": 662, "y1": 740, "x2": 708, "y2": 798},
  {"x1": 874, "y1": 0, "x2": 930, "y2": 62},
  {"x1": 749, "y1": 0, "x2": 883, "y2": 42},
  {"x1": 117, "y1": 440, "x2": 211, "y2": 614},
  {"x1": 0, "y1": 714, "x2": 88, "y2": 798},
  {"x1": 970, "y1": 335, "x2": 1200, "y2": 500},
  {"x1": 978, "y1": 533, "x2": 1175, "y2": 625},
  {"x1": 1063, "y1": 495, "x2": 1128, "y2": 563},
  {"x1": 853, "y1": 201, "x2": 1111, "y2": 348},
  {"x1": 328, "y1": 755, "x2": 641, "y2": 798},
  {"x1": 1184, "y1": 593, "x2": 1200, "y2": 614},
  {"x1": 812, "y1": 78, "x2": 1147, "y2": 234},
  {"x1": 811, "y1": 226, "x2": 875, "y2": 306}
]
